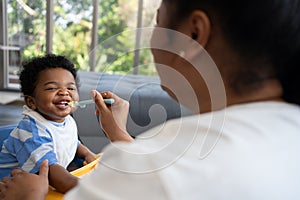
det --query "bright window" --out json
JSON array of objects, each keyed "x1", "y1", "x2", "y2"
[{"x1": 0, "y1": 0, "x2": 161, "y2": 90}]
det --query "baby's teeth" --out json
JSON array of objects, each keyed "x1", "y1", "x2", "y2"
[{"x1": 59, "y1": 101, "x2": 68, "y2": 105}]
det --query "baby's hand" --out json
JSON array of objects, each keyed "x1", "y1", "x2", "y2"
[
  {"x1": 84, "y1": 152, "x2": 97, "y2": 164},
  {"x1": 76, "y1": 144, "x2": 96, "y2": 165}
]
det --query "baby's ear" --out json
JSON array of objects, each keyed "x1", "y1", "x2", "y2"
[{"x1": 25, "y1": 96, "x2": 37, "y2": 110}]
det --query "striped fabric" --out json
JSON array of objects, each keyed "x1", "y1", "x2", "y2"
[{"x1": 0, "y1": 106, "x2": 79, "y2": 179}]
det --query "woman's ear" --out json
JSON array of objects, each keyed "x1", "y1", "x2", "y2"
[
  {"x1": 25, "y1": 96, "x2": 37, "y2": 110},
  {"x1": 179, "y1": 10, "x2": 211, "y2": 61},
  {"x1": 189, "y1": 10, "x2": 211, "y2": 47}
]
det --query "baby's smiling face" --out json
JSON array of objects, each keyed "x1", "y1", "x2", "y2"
[{"x1": 26, "y1": 68, "x2": 79, "y2": 123}]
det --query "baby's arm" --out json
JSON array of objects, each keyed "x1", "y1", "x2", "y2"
[
  {"x1": 48, "y1": 164, "x2": 78, "y2": 193},
  {"x1": 76, "y1": 143, "x2": 96, "y2": 164}
]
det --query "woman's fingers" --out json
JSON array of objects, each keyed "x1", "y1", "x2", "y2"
[
  {"x1": 1, "y1": 177, "x2": 11, "y2": 185},
  {"x1": 10, "y1": 169, "x2": 23, "y2": 177},
  {"x1": 100, "y1": 91, "x2": 112, "y2": 99},
  {"x1": 91, "y1": 90, "x2": 107, "y2": 112},
  {"x1": 91, "y1": 90, "x2": 119, "y2": 114},
  {"x1": 38, "y1": 160, "x2": 49, "y2": 179},
  {"x1": 90, "y1": 90, "x2": 132, "y2": 142},
  {"x1": 0, "y1": 181, "x2": 6, "y2": 199},
  {"x1": 0, "y1": 160, "x2": 49, "y2": 200}
]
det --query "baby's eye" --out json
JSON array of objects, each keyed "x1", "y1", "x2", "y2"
[
  {"x1": 68, "y1": 87, "x2": 76, "y2": 91},
  {"x1": 46, "y1": 87, "x2": 57, "y2": 91}
]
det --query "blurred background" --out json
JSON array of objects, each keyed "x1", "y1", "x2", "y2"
[{"x1": 0, "y1": 0, "x2": 161, "y2": 91}]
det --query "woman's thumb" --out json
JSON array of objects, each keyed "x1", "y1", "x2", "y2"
[{"x1": 39, "y1": 159, "x2": 49, "y2": 178}]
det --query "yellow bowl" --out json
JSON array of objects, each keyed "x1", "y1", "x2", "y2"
[{"x1": 46, "y1": 154, "x2": 102, "y2": 200}]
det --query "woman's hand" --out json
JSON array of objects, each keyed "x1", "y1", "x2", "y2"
[
  {"x1": 91, "y1": 90, "x2": 133, "y2": 142},
  {"x1": 0, "y1": 160, "x2": 49, "y2": 200}
]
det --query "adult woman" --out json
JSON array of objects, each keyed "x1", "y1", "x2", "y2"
[{"x1": 1, "y1": 0, "x2": 300, "y2": 199}]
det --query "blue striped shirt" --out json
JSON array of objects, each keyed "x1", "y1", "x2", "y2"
[{"x1": 0, "y1": 106, "x2": 79, "y2": 179}]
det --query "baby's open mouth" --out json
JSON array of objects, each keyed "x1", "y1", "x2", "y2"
[{"x1": 55, "y1": 100, "x2": 71, "y2": 107}]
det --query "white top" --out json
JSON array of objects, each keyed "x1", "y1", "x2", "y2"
[
  {"x1": 22, "y1": 106, "x2": 79, "y2": 169},
  {"x1": 65, "y1": 101, "x2": 300, "y2": 200}
]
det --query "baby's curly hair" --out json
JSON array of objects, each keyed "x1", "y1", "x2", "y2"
[{"x1": 19, "y1": 54, "x2": 78, "y2": 96}]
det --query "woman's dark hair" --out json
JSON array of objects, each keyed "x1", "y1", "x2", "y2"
[
  {"x1": 19, "y1": 54, "x2": 78, "y2": 96},
  {"x1": 163, "y1": 0, "x2": 300, "y2": 105}
]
